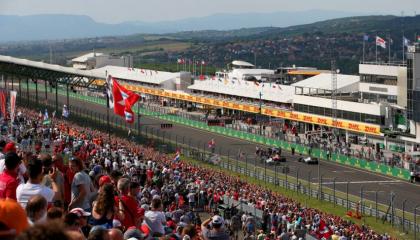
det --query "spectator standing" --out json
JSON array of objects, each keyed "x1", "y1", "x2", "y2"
[
  {"x1": 69, "y1": 157, "x2": 94, "y2": 211},
  {"x1": 144, "y1": 198, "x2": 166, "y2": 236},
  {"x1": 0, "y1": 152, "x2": 22, "y2": 200},
  {"x1": 90, "y1": 183, "x2": 115, "y2": 229},
  {"x1": 115, "y1": 178, "x2": 143, "y2": 230},
  {"x1": 201, "y1": 215, "x2": 230, "y2": 240},
  {"x1": 16, "y1": 158, "x2": 58, "y2": 208}
]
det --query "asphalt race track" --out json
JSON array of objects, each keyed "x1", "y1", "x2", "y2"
[{"x1": 23, "y1": 90, "x2": 420, "y2": 215}]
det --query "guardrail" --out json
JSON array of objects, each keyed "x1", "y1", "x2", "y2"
[
  {"x1": 18, "y1": 82, "x2": 411, "y2": 181},
  {"x1": 16, "y1": 92, "x2": 420, "y2": 237}
]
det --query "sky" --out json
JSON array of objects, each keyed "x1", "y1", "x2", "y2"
[{"x1": 0, "y1": 0, "x2": 419, "y2": 23}]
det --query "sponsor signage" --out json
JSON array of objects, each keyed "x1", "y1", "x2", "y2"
[{"x1": 123, "y1": 84, "x2": 381, "y2": 135}]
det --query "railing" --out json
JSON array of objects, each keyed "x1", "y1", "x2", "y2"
[
  {"x1": 14, "y1": 82, "x2": 412, "y2": 180},
  {"x1": 15, "y1": 92, "x2": 420, "y2": 237}
]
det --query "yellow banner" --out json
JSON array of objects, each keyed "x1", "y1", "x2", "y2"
[{"x1": 122, "y1": 84, "x2": 381, "y2": 135}]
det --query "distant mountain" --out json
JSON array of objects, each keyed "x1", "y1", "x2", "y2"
[
  {"x1": 126, "y1": 10, "x2": 365, "y2": 32},
  {"x1": 0, "y1": 10, "x2": 365, "y2": 42},
  {"x1": 0, "y1": 14, "x2": 139, "y2": 42}
]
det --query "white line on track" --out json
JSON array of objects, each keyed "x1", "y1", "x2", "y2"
[{"x1": 316, "y1": 180, "x2": 402, "y2": 185}]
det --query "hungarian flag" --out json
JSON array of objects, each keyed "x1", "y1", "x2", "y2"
[
  {"x1": 107, "y1": 75, "x2": 140, "y2": 124},
  {"x1": 376, "y1": 36, "x2": 386, "y2": 49}
]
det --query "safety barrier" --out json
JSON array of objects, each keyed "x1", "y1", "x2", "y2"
[{"x1": 21, "y1": 83, "x2": 411, "y2": 181}]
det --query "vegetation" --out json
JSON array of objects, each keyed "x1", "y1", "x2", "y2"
[{"x1": 1, "y1": 15, "x2": 420, "y2": 73}]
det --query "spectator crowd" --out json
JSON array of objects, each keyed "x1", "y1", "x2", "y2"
[{"x1": 0, "y1": 107, "x2": 394, "y2": 240}]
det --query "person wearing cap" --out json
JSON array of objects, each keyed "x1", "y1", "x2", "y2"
[
  {"x1": 16, "y1": 158, "x2": 58, "y2": 208},
  {"x1": 0, "y1": 152, "x2": 22, "y2": 200},
  {"x1": 0, "y1": 147, "x2": 27, "y2": 185},
  {"x1": 70, "y1": 208, "x2": 92, "y2": 237},
  {"x1": 0, "y1": 199, "x2": 29, "y2": 238},
  {"x1": 3, "y1": 142, "x2": 16, "y2": 154},
  {"x1": 201, "y1": 215, "x2": 229, "y2": 240},
  {"x1": 99, "y1": 175, "x2": 112, "y2": 189}
]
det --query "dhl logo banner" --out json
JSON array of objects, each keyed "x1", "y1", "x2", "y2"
[{"x1": 121, "y1": 84, "x2": 381, "y2": 135}]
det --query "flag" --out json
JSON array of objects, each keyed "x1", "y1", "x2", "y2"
[
  {"x1": 62, "y1": 105, "x2": 69, "y2": 118},
  {"x1": 417, "y1": 36, "x2": 420, "y2": 42},
  {"x1": 173, "y1": 151, "x2": 180, "y2": 162},
  {"x1": 404, "y1": 37, "x2": 410, "y2": 47},
  {"x1": 106, "y1": 74, "x2": 115, "y2": 109},
  {"x1": 9, "y1": 91, "x2": 16, "y2": 121},
  {"x1": 376, "y1": 36, "x2": 386, "y2": 49},
  {"x1": 44, "y1": 108, "x2": 49, "y2": 121},
  {"x1": 107, "y1": 75, "x2": 140, "y2": 124},
  {"x1": 208, "y1": 139, "x2": 215, "y2": 149},
  {"x1": 124, "y1": 108, "x2": 135, "y2": 123},
  {"x1": 363, "y1": 35, "x2": 369, "y2": 41},
  {"x1": 0, "y1": 91, "x2": 6, "y2": 119}
]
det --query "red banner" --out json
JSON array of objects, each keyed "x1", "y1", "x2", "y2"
[{"x1": 0, "y1": 91, "x2": 6, "y2": 119}]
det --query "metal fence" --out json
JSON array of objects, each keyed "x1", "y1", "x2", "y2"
[{"x1": 15, "y1": 88, "x2": 420, "y2": 238}]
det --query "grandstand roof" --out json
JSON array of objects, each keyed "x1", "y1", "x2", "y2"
[
  {"x1": 0, "y1": 55, "x2": 103, "y2": 79},
  {"x1": 291, "y1": 73, "x2": 360, "y2": 91},
  {"x1": 90, "y1": 66, "x2": 178, "y2": 85},
  {"x1": 189, "y1": 79, "x2": 295, "y2": 103},
  {"x1": 71, "y1": 52, "x2": 104, "y2": 63},
  {"x1": 232, "y1": 60, "x2": 254, "y2": 67}
]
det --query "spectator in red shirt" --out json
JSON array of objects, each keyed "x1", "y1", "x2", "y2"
[
  {"x1": 0, "y1": 152, "x2": 22, "y2": 200},
  {"x1": 146, "y1": 168, "x2": 154, "y2": 183},
  {"x1": 115, "y1": 178, "x2": 143, "y2": 230}
]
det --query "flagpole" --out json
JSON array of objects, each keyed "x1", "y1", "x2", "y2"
[
  {"x1": 376, "y1": 36, "x2": 378, "y2": 63},
  {"x1": 403, "y1": 35, "x2": 405, "y2": 63},
  {"x1": 105, "y1": 70, "x2": 111, "y2": 142},
  {"x1": 388, "y1": 33, "x2": 391, "y2": 63},
  {"x1": 363, "y1": 37, "x2": 366, "y2": 62}
]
